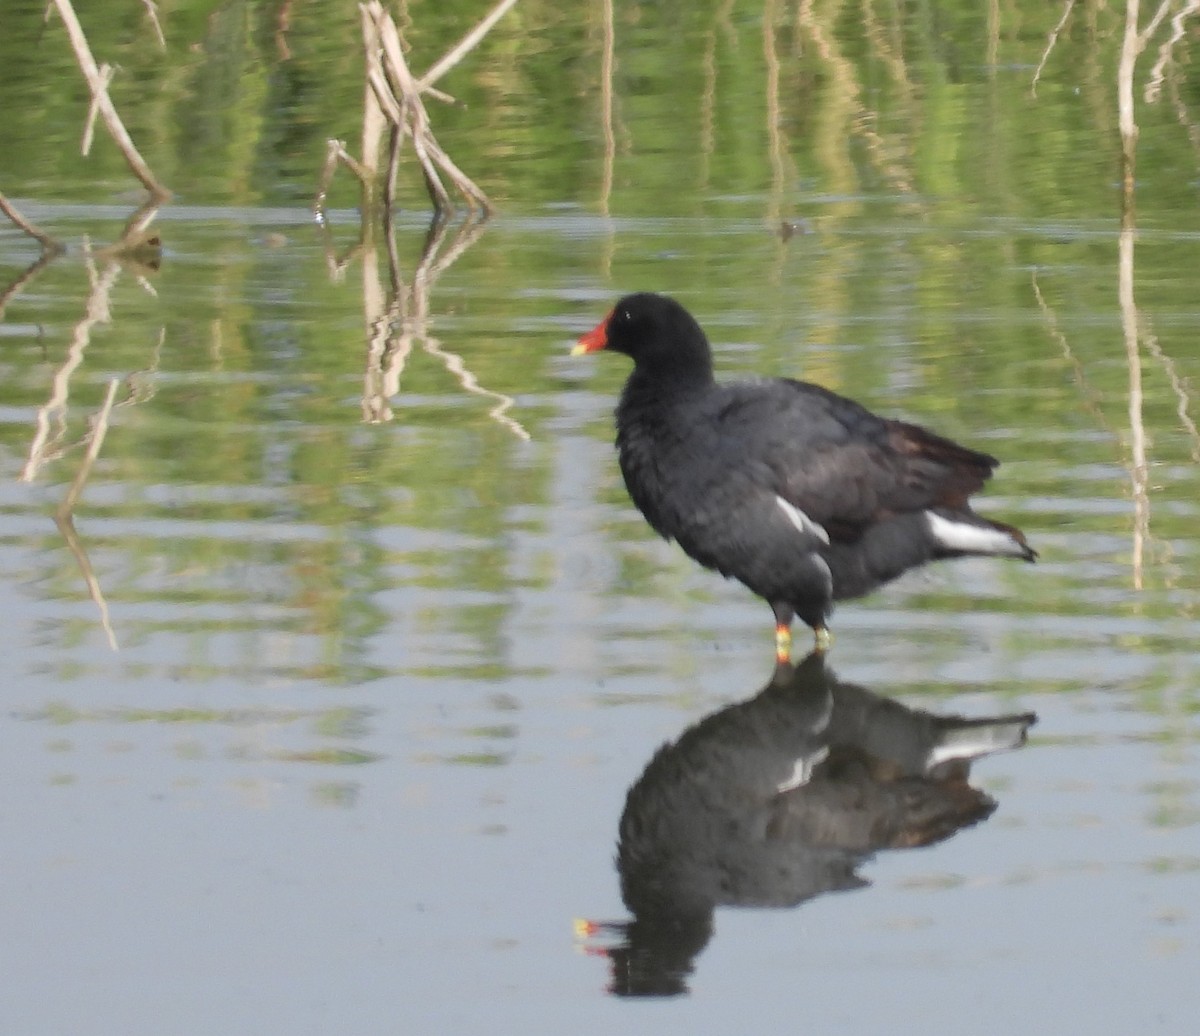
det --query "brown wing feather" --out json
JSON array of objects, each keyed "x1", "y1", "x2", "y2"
[
  {"x1": 776, "y1": 420, "x2": 1001, "y2": 546},
  {"x1": 885, "y1": 420, "x2": 998, "y2": 509},
  {"x1": 703, "y1": 379, "x2": 1003, "y2": 547}
]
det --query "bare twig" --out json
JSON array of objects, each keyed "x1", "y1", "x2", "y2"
[
  {"x1": 1165, "y1": 67, "x2": 1200, "y2": 169},
  {"x1": 359, "y1": 3, "x2": 388, "y2": 190},
  {"x1": 1142, "y1": 331, "x2": 1200, "y2": 464},
  {"x1": 313, "y1": 140, "x2": 343, "y2": 215},
  {"x1": 1144, "y1": 0, "x2": 1200, "y2": 103},
  {"x1": 50, "y1": 0, "x2": 171, "y2": 199},
  {"x1": 384, "y1": 124, "x2": 403, "y2": 212},
  {"x1": 1031, "y1": 270, "x2": 1113, "y2": 436},
  {"x1": 1118, "y1": 1, "x2": 1144, "y2": 202},
  {"x1": 367, "y1": 65, "x2": 406, "y2": 125},
  {"x1": 374, "y1": 8, "x2": 461, "y2": 210},
  {"x1": 141, "y1": 0, "x2": 166, "y2": 49},
  {"x1": 317, "y1": 2, "x2": 497, "y2": 218},
  {"x1": 313, "y1": 139, "x2": 373, "y2": 214},
  {"x1": 1031, "y1": 0, "x2": 1076, "y2": 98},
  {"x1": 419, "y1": 0, "x2": 519, "y2": 91},
  {"x1": 81, "y1": 63, "x2": 115, "y2": 155},
  {"x1": 0, "y1": 190, "x2": 64, "y2": 252},
  {"x1": 1140, "y1": 0, "x2": 1177, "y2": 45}
]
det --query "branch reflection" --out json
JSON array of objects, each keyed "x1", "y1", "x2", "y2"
[
  {"x1": 7, "y1": 199, "x2": 164, "y2": 652},
  {"x1": 341, "y1": 208, "x2": 529, "y2": 440},
  {"x1": 582, "y1": 652, "x2": 1036, "y2": 998}
]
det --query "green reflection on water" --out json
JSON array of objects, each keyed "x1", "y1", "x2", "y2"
[{"x1": 0, "y1": 0, "x2": 1197, "y2": 698}]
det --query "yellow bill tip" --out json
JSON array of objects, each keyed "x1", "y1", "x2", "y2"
[{"x1": 573, "y1": 918, "x2": 600, "y2": 937}]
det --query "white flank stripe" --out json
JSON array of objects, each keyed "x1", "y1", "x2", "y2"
[
  {"x1": 775, "y1": 747, "x2": 831, "y2": 793},
  {"x1": 776, "y1": 496, "x2": 830, "y2": 544},
  {"x1": 926, "y1": 511, "x2": 1023, "y2": 556}
]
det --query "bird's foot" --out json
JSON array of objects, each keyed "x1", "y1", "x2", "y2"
[
  {"x1": 813, "y1": 625, "x2": 832, "y2": 653},
  {"x1": 774, "y1": 623, "x2": 793, "y2": 664}
]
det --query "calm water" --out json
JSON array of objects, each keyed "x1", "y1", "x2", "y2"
[{"x1": 2, "y1": 2, "x2": 1199, "y2": 1032}]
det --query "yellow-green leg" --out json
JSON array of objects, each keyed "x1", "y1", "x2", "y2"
[{"x1": 774, "y1": 622, "x2": 792, "y2": 664}]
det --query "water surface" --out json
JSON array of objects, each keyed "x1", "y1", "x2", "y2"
[{"x1": 2, "y1": 2, "x2": 1199, "y2": 1031}]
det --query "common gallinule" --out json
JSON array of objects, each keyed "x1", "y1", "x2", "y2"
[{"x1": 573, "y1": 293, "x2": 1035, "y2": 660}]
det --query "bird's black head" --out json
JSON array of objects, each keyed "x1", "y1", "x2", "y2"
[{"x1": 574, "y1": 293, "x2": 714, "y2": 384}]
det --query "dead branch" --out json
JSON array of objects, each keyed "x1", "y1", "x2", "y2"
[
  {"x1": 1165, "y1": 63, "x2": 1200, "y2": 167},
  {"x1": 1118, "y1": 3, "x2": 1143, "y2": 204},
  {"x1": 314, "y1": 139, "x2": 374, "y2": 216},
  {"x1": 1031, "y1": 0, "x2": 1076, "y2": 98},
  {"x1": 1144, "y1": 0, "x2": 1200, "y2": 103},
  {"x1": 1031, "y1": 270, "x2": 1113, "y2": 437},
  {"x1": 80, "y1": 63, "x2": 115, "y2": 155},
  {"x1": 1118, "y1": 0, "x2": 1175, "y2": 170},
  {"x1": 1142, "y1": 331, "x2": 1200, "y2": 464},
  {"x1": 419, "y1": 0, "x2": 519, "y2": 92},
  {"x1": 599, "y1": 0, "x2": 617, "y2": 216},
  {"x1": 50, "y1": 0, "x2": 171, "y2": 199},
  {"x1": 317, "y1": 2, "x2": 506, "y2": 217},
  {"x1": 374, "y1": 6, "x2": 483, "y2": 212},
  {"x1": 0, "y1": 190, "x2": 64, "y2": 252},
  {"x1": 141, "y1": 0, "x2": 166, "y2": 49}
]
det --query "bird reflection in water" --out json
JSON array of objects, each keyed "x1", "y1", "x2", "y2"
[{"x1": 577, "y1": 652, "x2": 1036, "y2": 998}]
